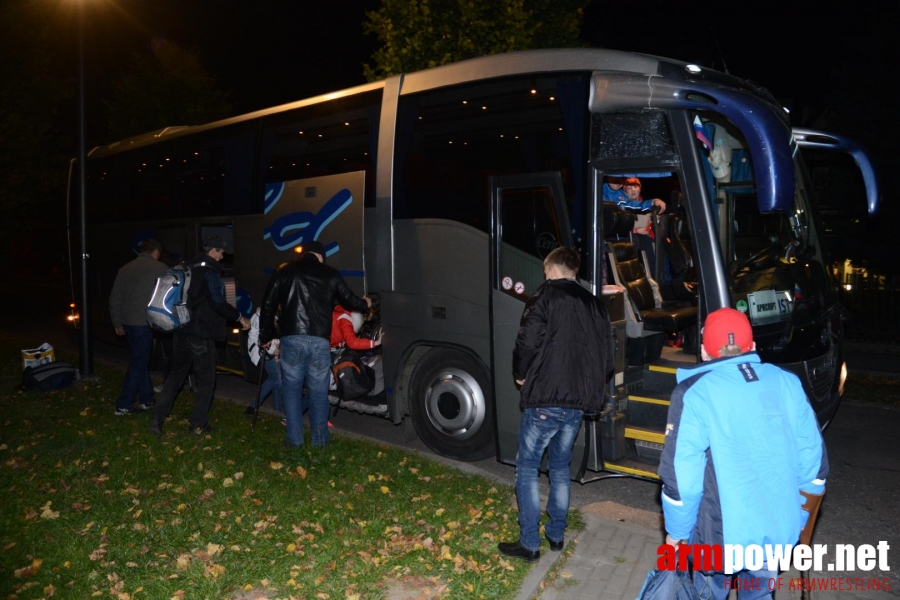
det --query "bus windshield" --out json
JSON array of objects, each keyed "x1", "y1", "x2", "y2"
[{"x1": 698, "y1": 111, "x2": 837, "y2": 363}]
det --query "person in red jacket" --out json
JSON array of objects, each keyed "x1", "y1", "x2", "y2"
[
  {"x1": 330, "y1": 305, "x2": 385, "y2": 403},
  {"x1": 330, "y1": 306, "x2": 381, "y2": 350}
]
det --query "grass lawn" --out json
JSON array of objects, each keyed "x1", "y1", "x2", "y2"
[{"x1": 0, "y1": 338, "x2": 538, "y2": 599}]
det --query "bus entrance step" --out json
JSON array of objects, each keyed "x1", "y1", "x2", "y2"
[
  {"x1": 601, "y1": 458, "x2": 660, "y2": 480},
  {"x1": 624, "y1": 392, "x2": 670, "y2": 430}
]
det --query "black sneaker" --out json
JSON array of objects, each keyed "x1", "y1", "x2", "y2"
[
  {"x1": 244, "y1": 406, "x2": 258, "y2": 416},
  {"x1": 115, "y1": 408, "x2": 134, "y2": 416},
  {"x1": 189, "y1": 423, "x2": 214, "y2": 435},
  {"x1": 148, "y1": 420, "x2": 163, "y2": 437}
]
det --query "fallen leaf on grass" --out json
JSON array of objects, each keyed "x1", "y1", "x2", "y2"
[
  {"x1": 222, "y1": 477, "x2": 234, "y2": 488},
  {"x1": 207, "y1": 543, "x2": 223, "y2": 556},
  {"x1": 269, "y1": 462, "x2": 283, "y2": 470},
  {"x1": 14, "y1": 558, "x2": 43, "y2": 578},
  {"x1": 295, "y1": 466, "x2": 307, "y2": 479},
  {"x1": 89, "y1": 547, "x2": 107, "y2": 561},
  {"x1": 380, "y1": 486, "x2": 390, "y2": 494}
]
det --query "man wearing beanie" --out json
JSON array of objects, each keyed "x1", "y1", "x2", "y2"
[
  {"x1": 659, "y1": 308, "x2": 828, "y2": 599},
  {"x1": 258, "y1": 239, "x2": 370, "y2": 448}
]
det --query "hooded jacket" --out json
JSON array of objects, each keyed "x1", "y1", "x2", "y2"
[
  {"x1": 659, "y1": 353, "x2": 828, "y2": 572},
  {"x1": 513, "y1": 278, "x2": 613, "y2": 412}
]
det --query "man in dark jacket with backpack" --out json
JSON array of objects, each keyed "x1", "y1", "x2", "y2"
[
  {"x1": 498, "y1": 246, "x2": 613, "y2": 562},
  {"x1": 258, "y1": 240, "x2": 370, "y2": 448},
  {"x1": 149, "y1": 235, "x2": 250, "y2": 437}
]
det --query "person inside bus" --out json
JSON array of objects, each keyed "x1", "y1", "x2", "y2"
[
  {"x1": 622, "y1": 177, "x2": 665, "y2": 272},
  {"x1": 601, "y1": 176, "x2": 628, "y2": 204},
  {"x1": 330, "y1": 305, "x2": 385, "y2": 402}
]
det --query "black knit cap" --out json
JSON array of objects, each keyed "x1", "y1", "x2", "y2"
[
  {"x1": 203, "y1": 235, "x2": 226, "y2": 251},
  {"x1": 299, "y1": 240, "x2": 327, "y2": 262}
]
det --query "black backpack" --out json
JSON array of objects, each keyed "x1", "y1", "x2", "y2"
[
  {"x1": 21, "y1": 362, "x2": 80, "y2": 392},
  {"x1": 331, "y1": 348, "x2": 375, "y2": 400}
]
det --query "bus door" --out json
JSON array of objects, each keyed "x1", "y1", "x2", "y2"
[{"x1": 489, "y1": 173, "x2": 577, "y2": 468}]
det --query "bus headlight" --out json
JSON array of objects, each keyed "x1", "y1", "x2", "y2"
[{"x1": 838, "y1": 361, "x2": 848, "y2": 396}]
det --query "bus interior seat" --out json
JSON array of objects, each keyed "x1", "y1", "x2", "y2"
[
  {"x1": 607, "y1": 240, "x2": 698, "y2": 336},
  {"x1": 661, "y1": 208, "x2": 698, "y2": 302},
  {"x1": 602, "y1": 202, "x2": 637, "y2": 238}
]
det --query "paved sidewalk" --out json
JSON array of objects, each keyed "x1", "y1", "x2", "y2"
[
  {"x1": 514, "y1": 507, "x2": 896, "y2": 600},
  {"x1": 514, "y1": 504, "x2": 661, "y2": 600}
]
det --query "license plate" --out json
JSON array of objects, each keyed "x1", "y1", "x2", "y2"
[{"x1": 747, "y1": 290, "x2": 793, "y2": 326}]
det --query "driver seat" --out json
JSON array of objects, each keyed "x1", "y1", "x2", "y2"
[{"x1": 607, "y1": 240, "x2": 698, "y2": 334}]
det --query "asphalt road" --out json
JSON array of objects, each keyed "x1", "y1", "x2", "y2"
[{"x1": 4, "y1": 282, "x2": 898, "y2": 590}]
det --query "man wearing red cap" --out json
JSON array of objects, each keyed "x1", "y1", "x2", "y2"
[
  {"x1": 659, "y1": 308, "x2": 828, "y2": 600},
  {"x1": 622, "y1": 177, "x2": 665, "y2": 273}
]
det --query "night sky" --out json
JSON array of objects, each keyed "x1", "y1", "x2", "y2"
[{"x1": 65, "y1": 0, "x2": 886, "y2": 143}]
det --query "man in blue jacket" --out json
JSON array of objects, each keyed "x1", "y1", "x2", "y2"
[
  {"x1": 498, "y1": 246, "x2": 613, "y2": 562},
  {"x1": 660, "y1": 308, "x2": 828, "y2": 600}
]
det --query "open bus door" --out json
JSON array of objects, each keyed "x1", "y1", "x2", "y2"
[{"x1": 490, "y1": 172, "x2": 605, "y2": 478}]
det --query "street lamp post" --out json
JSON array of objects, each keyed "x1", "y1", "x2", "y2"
[{"x1": 78, "y1": 0, "x2": 92, "y2": 377}]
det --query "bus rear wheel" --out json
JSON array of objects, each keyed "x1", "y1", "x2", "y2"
[{"x1": 409, "y1": 349, "x2": 495, "y2": 462}]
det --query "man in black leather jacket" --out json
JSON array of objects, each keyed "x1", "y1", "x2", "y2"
[
  {"x1": 498, "y1": 246, "x2": 613, "y2": 563},
  {"x1": 150, "y1": 235, "x2": 250, "y2": 437},
  {"x1": 259, "y1": 240, "x2": 370, "y2": 447}
]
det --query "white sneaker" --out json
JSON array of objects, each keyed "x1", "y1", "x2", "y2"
[{"x1": 153, "y1": 385, "x2": 163, "y2": 393}]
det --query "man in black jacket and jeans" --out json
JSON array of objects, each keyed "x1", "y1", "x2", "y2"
[
  {"x1": 149, "y1": 236, "x2": 250, "y2": 436},
  {"x1": 258, "y1": 240, "x2": 370, "y2": 448},
  {"x1": 499, "y1": 246, "x2": 613, "y2": 562}
]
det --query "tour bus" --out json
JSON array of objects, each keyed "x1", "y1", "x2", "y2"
[{"x1": 72, "y1": 49, "x2": 879, "y2": 482}]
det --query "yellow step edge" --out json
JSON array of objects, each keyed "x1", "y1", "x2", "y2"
[
  {"x1": 625, "y1": 427, "x2": 666, "y2": 445},
  {"x1": 603, "y1": 462, "x2": 660, "y2": 480},
  {"x1": 648, "y1": 365, "x2": 678, "y2": 374},
  {"x1": 628, "y1": 395, "x2": 670, "y2": 406},
  {"x1": 216, "y1": 366, "x2": 244, "y2": 376}
]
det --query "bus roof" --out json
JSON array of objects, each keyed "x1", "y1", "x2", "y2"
[{"x1": 88, "y1": 48, "x2": 786, "y2": 160}]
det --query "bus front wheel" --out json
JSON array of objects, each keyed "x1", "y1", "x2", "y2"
[{"x1": 409, "y1": 349, "x2": 495, "y2": 462}]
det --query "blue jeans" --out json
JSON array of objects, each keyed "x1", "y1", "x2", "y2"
[
  {"x1": 280, "y1": 335, "x2": 331, "y2": 447},
  {"x1": 694, "y1": 569, "x2": 777, "y2": 600},
  {"x1": 117, "y1": 324, "x2": 155, "y2": 410},
  {"x1": 515, "y1": 407, "x2": 584, "y2": 551},
  {"x1": 253, "y1": 355, "x2": 284, "y2": 413}
]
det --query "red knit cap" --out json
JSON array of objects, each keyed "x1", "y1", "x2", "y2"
[{"x1": 703, "y1": 308, "x2": 754, "y2": 358}]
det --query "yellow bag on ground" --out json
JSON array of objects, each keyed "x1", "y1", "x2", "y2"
[{"x1": 21, "y1": 343, "x2": 55, "y2": 369}]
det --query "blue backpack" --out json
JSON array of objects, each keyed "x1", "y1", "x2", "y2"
[{"x1": 146, "y1": 265, "x2": 194, "y2": 331}]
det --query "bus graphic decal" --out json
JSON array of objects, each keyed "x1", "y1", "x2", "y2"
[
  {"x1": 263, "y1": 188, "x2": 353, "y2": 255},
  {"x1": 263, "y1": 182, "x2": 285, "y2": 215}
]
